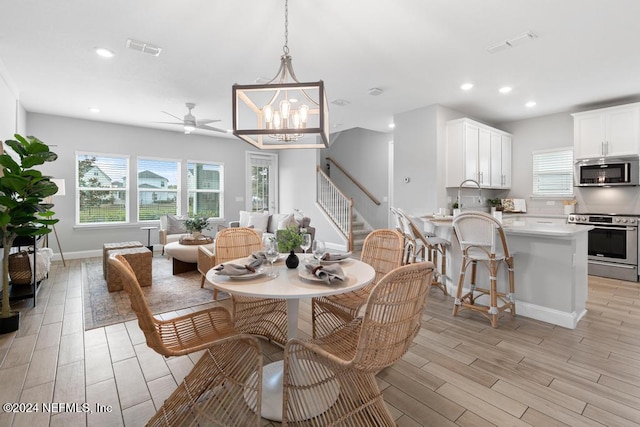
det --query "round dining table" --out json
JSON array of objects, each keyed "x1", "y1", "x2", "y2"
[{"x1": 206, "y1": 255, "x2": 376, "y2": 421}]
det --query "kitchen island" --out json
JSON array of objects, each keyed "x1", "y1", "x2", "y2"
[{"x1": 422, "y1": 215, "x2": 593, "y2": 329}]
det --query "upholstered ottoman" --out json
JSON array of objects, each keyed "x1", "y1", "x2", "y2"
[
  {"x1": 103, "y1": 241, "x2": 143, "y2": 279},
  {"x1": 107, "y1": 247, "x2": 152, "y2": 292}
]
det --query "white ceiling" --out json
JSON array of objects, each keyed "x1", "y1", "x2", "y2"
[{"x1": 1, "y1": 0, "x2": 640, "y2": 138}]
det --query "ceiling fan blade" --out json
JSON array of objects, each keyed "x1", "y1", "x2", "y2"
[
  {"x1": 153, "y1": 121, "x2": 184, "y2": 125},
  {"x1": 162, "y1": 111, "x2": 184, "y2": 121},
  {"x1": 197, "y1": 124, "x2": 228, "y2": 133},
  {"x1": 196, "y1": 119, "x2": 221, "y2": 126}
]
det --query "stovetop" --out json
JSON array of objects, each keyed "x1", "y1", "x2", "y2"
[{"x1": 568, "y1": 212, "x2": 639, "y2": 225}]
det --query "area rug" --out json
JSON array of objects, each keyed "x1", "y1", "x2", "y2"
[{"x1": 82, "y1": 257, "x2": 227, "y2": 330}]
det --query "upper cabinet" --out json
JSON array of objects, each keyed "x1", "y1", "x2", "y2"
[
  {"x1": 572, "y1": 103, "x2": 640, "y2": 159},
  {"x1": 446, "y1": 118, "x2": 512, "y2": 189}
]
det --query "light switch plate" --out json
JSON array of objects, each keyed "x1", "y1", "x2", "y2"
[{"x1": 546, "y1": 201, "x2": 556, "y2": 206}]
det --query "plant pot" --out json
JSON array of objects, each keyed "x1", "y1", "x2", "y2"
[
  {"x1": 191, "y1": 231, "x2": 201, "y2": 238},
  {"x1": 285, "y1": 251, "x2": 299, "y2": 269},
  {"x1": 0, "y1": 311, "x2": 20, "y2": 334}
]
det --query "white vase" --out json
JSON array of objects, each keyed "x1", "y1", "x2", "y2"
[{"x1": 192, "y1": 231, "x2": 201, "y2": 238}]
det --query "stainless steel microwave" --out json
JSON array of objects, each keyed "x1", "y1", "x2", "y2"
[{"x1": 575, "y1": 155, "x2": 639, "y2": 187}]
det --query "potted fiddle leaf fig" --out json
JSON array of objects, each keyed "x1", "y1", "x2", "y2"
[{"x1": 0, "y1": 135, "x2": 58, "y2": 333}]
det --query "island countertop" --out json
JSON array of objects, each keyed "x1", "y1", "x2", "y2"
[{"x1": 421, "y1": 215, "x2": 593, "y2": 237}]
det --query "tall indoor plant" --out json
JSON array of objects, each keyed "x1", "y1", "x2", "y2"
[{"x1": 0, "y1": 135, "x2": 58, "y2": 333}]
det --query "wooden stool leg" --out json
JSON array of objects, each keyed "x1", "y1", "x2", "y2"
[
  {"x1": 453, "y1": 257, "x2": 468, "y2": 316},
  {"x1": 469, "y1": 261, "x2": 477, "y2": 305},
  {"x1": 489, "y1": 257, "x2": 499, "y2": 328}
]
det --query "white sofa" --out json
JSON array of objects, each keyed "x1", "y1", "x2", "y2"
[{"x1": 228, "y1": 211, "x2": 315, "y2": 251}]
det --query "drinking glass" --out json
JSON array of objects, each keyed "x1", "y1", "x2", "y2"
[
  {"x1": 300, "y1": 233, "x2": 312, "y2": 261},
  {"x1": 264, "y1": 239, "x2": 279, "y2": 278},
  {"x1": 312, "y1": 240, "x2": 325, "y2": 265}
]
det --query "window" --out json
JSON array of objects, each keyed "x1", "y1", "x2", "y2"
[
  {"x1": 138, "y1": 158, "x2": 180, "y2": 221},
  {"x1": 532, "y1": 147, "x2": 574, "y2": 196},
  {"x1": 247, "y1": 152, "x2": 278, "y2": 213},
  {"x1": 76, "y1": 153, "x2": 129, "y2": 224},
  {"x1": 187, "y1": 161, "x2": 223, "y2": 218}
]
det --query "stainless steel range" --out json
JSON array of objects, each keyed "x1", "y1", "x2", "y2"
[{"x1": 568, "y1": 213, "x2": 638, "y2": 281}]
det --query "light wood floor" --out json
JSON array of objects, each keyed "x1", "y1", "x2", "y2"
[{"x1": 1, "y1": 258, "x2": 639, "y2": 426}]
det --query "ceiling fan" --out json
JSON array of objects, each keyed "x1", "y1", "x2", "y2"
[{"x1": 159, "y1": 102, "x2": 226, "y2": 134}]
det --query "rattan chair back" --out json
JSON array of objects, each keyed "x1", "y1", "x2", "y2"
[
  {"x1": 361, "y1": 229, "x2": 405, "y2": 284},
  {"x1": 215, "y1": 227, "x2": 262, "y2": 264},
  {"x1": 355, "y1": 262, "x2": 434, "y2": 370},
  {"x1": 108, "y1": 254, "x2": 238, "y2": 357}
]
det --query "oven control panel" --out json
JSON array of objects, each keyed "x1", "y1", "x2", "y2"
[{"x1": 568, "y1": 215, "x2": 638, "y2": 225}]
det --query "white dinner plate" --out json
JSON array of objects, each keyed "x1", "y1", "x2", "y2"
[
  {"x1": 216, "y1": 266, "x2": 266, "y2": 280},
  {"x1": 320, "y1": 253, "x2": 352, "y2": 265}
]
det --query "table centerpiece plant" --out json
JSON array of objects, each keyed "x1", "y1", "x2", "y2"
[
  {"x1": 277, "y1": 225, "x2": 304, "y2": 269},
  {"x1": 185, "y1": 217, "x2": 210, "y2": 237},
  {"x1": 0, "y1": 135, "x2": 59, "y2": 333}
]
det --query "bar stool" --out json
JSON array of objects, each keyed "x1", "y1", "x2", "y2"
[
  {"x1": 397, "y1": 209, "x2": 449, "y2": 296},
  {"x1": 424, "y1": 220, "x2": 450, "y2": 296},
  {"x1": 452, "y1": 211, "x2": 515, "y2": 327}
]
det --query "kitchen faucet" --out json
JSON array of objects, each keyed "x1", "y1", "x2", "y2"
[{"x1": 457, "y1": 179, "x2": 482, "y2": 209}]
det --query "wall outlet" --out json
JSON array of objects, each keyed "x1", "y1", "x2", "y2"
[{"x1": 546, "y1": 201, "x2": 556, "y2": 206}]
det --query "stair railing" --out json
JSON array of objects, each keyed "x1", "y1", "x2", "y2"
[
  {"x1": 326, "y1": 157, "x2": 381, "y2": 206},
  {"x1": 316, "y1": 166, "x2": 354, "y2": 251}
]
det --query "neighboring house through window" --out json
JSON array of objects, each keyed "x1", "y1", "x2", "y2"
[
  {"x1": 187, "y1": 161, "x2": 223, "y2": 218},
  {"x1": 76, "y1": 153, "x2": 129, "y2": 224},
  {"x1": 137, "y1": 158, "x2": 179, "y2": 221}
]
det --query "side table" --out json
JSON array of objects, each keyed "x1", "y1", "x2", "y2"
[{"x1": 140, "y1": 226, "x2": 158, "y2": 255}]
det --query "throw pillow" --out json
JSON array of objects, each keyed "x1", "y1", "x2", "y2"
[
  {"x1": 238, "y1": 210, "x2": 252, "y2": 228},
  {"x1": 166, "y1": 214, "x2": 187, "y2": 234},
  {"x1": 269, "y1": 213, "x2": 295, "y2": 233},
  {"x1": 247, "y1": 211, "x2": 270, "y2": 232}
]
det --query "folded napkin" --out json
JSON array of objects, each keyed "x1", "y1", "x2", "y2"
[
  {"x1": 214, "y1": 258, "x2": 263, "y2": 276},
  {"x1": 305, "y1": 264, "x2": 345, "y2": 282},
  {"x1": 250, "y1": 251, "x2": 267, "y2": 261},
  {"x1": 321, "y1": 252, "x2": 352, "y2": 261}
]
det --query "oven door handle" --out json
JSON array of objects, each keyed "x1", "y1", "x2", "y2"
[{"x1": 591, "y1": 226, "x2": 637, "y2": 231}]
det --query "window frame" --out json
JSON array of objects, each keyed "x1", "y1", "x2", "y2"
[
  {"x1": 187, "y1": 160, "x2": 225, "y2": 219},
  {"x1": 75, "y1": 151, "x2": 130, "y2": 225},
  {"x1": 531, "y1": 147, "x2": 574, "y2": 198},
  {"x1": 137, "y1": 156, "x2": 181, "y2": 222}
]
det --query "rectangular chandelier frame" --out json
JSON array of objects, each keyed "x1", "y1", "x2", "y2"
[{"x1": 233, "y1": 81, "x2": 329, "y2": 149}]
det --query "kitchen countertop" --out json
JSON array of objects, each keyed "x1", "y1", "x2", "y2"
[{"x1": 421, "y1": 214, "x2": 593, "y2": 237}]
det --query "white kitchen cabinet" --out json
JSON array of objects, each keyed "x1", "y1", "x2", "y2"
[
  {"x1": 572, "y1": 102, "x2": 640, "y2": 159},
  {"x1": 446, "y1": 118, "x2": 511, "y2": 189},
  {"x1": 490, "y1": 132, "x2": 512, "y2": 188}
]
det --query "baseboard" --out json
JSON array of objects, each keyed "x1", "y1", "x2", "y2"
[
  {"x1": 51, "y1": 245, "x2": 161, "y2": 262},
  {"x1": 516, "y1": 301, "x2": 586, "y2": 329}
]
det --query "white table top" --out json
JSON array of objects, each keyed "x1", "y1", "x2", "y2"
[{"x1": 206, "y1": 257, "x2": 376, "y2": 299}]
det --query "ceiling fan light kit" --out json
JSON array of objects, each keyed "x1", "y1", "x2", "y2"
[{"x1": 232, "y1": 0, "x2": 329, "y2": 149}]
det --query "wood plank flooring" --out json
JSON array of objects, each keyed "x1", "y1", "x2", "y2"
[{"x1": 0, "y1": 258, "x2": 639, "y2": 426}]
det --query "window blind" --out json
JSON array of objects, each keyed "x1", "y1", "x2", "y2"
[{"x1": 532, "y1": 148, "x2": 574, "y2": 196}]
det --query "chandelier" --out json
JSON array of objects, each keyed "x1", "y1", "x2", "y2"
[{"x1": 232, "y1": 0, "x2": 329, "y2": 149}]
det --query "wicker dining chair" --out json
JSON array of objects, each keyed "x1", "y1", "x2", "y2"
[
  {"x1": 146, "y1": 334, "x2": 263, "y2": 427},
  {"x1": 282, "y1": 262, "x2": 435, "y2": 426},
  {"x1": 311, "y1": 229, "x2": 405, "y2": 339},
  {"x1": 215, "y1": 227, "x2": 288, "y2": 345},
  {"x1": 108, "y1": 254, "x2": 238, "y2": 357}
]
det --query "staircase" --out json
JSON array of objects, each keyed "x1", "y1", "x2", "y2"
[
  {"x1": 316, "y1": 166, "x2": 374, "y2": 252},
  {"x1": 351, "y1": 212, "x2": 372, "y2": 253}
]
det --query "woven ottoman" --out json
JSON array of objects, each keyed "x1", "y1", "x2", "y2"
[
  {"x1": 107, "y1": 247, "x2": 152, "y2": 292},
  {"x1": 103, "y1": 241, "x2": 143, "y2": 279}
]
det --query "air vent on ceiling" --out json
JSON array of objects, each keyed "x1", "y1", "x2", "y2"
[
  {"x1": 368, "y1": 87, "x2": 384, "y2": 96},
  {"x1": 126, "y1": 39, "x2": 162, "y2": 56}
]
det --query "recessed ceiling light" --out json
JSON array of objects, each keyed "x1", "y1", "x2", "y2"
[
  {"x1": 499, "y1": 86, "x2": 512, "y2": 94},
  {"x1": 388, "y1": 123, "x2": 395, "y2": 129},
  {"x1": 525, "y1": 101, "x2": 537, "y2": 108},
  {"x1": 95, "y1": 47, "x2": 114, "y2": 58},
  {"x1": 460, "y1": 83, "x2": 474, "y2": 91},
  {"x1": 89, "y1": 107, "x2": 100, "y2": 113}
]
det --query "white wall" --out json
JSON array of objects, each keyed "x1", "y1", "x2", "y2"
[
  {"x1": 324, "y1": 128, "x2": 390, "y2": 229},
  {"x1": 0, "y1": 59, "x2": 18, "y2": 139},
  {"x1": 278, "y1": 149, "x2": 344, "y2": 248},
  {"x1": 27, "y1": 113, "x2": 254, "y2": 256}
]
